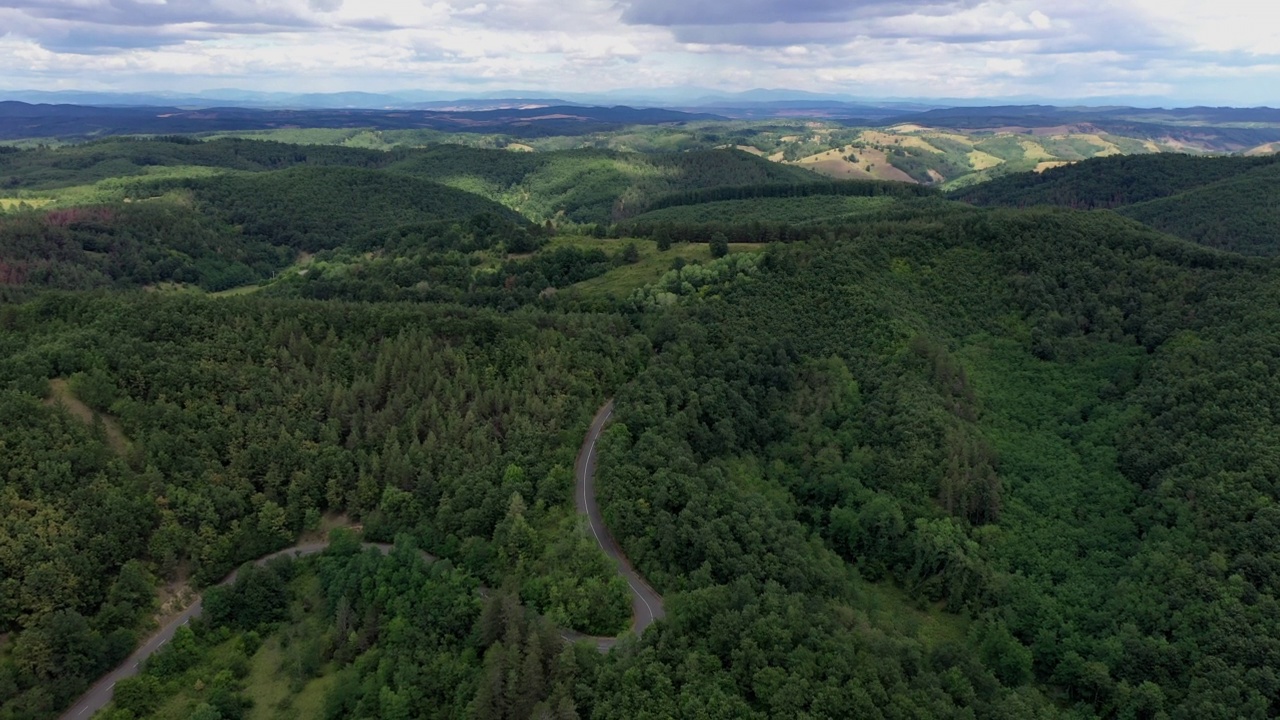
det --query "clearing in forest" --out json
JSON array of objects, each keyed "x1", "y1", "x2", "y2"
[
  {"x1": 0, "y1": 198, "x2": 52, "y2": 210},
  {"x1": 793, "y1": 146, "x2": 916, "y2": 183},
  {"x1": 1035, "y1": 161, "x2": 1072, "y2": 173},
  {"x1": 1018, "y1": 140, "x2": 1056, "y2": 161},
  {"x1": 860, "y1": 130, "x2": 944, "y2": 154},
  {"x1": 562, "y1": 237, "x2": 765, "y2": 299},
  {"x1": 967, "y1": 149, "x2": 1004, "y2": 170},
  {"x1": 45, "y1": 378, "x2": 131, "y2": 455}
]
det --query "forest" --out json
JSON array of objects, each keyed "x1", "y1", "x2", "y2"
[
  {"x1": 2, "y1": 136, "x2": 1280, "y2": 719},
  {"x1": 951, "y1": 154, "x2": 1280, "y2": 255}
]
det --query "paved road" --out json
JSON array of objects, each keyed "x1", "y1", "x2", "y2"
[
  {"x1": 63, "y1": 400, "x2": 660, "y2": 718},
  {"x1": 574, "y1": 400, "x2": 666, "y2": 637},
  {"x1": 60, "y1": 543, "x2": 350, "y2": 719}
]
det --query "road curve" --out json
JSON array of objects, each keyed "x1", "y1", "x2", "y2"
[
  {"x1": 574, "y1": 400, "x2": 666, "y2": 637},
  {"x1": 60, "y1": 542, "x2": 376, "y2": 720},
  {"x1": 63, "y1": 400, "x2": 659, "y2": 718}
]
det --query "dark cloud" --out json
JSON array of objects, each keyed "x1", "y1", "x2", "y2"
[
  {"x1": 618, "y1": 0, "x2": 974, "y2": 27},
  {"x1": 309, "y1": 0, "x2": 343, "y2": 10}
]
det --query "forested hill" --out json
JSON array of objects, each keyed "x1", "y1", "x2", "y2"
[
  {"x1": 0, "y1": 138, "x2": 825, "y2": 294},
  {"x1": 950, "y1": 153, "x2": 1280, "y2": 255},
  {"x1": 602, "y1": 207, "x2": 1280, "y2": 717},
  {"x1": 948, "y1": 153, "x2": 1280, "y2": 209},
  {"x1": 171, "y1": 166, "x2": 528, "y2": 252},
  {"x1": 0, "y1": 165, "x2": 533, "y2": 294},
  {"x1": 0, "y1": 137, "x2": 386, "y2": 191},
  {"x1": 11, "y1": 129, "x2": 1280, "y2": 719},
  {"x1": 0, "y1": 137, "x2": 822, "y2": 223},
  {"x1": 0, "y1": 101, "x2": 724, "y2": 140},
  {"x1": 384, "y1": 145, "x2": 822, "y2": 222}
]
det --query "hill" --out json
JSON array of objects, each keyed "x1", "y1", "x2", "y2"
[
  {"x1": 386, "y1": 145, "x2": 822, "y2": 222},
  {"x1": 0, "y1": 137, "x2": 385, "y2": 191},
  {"x1": 0, "y1": 165, "x2": 529, "y2": 294},
  {"x1": 0, "y1": 138, "x2": 824, "y2": 225},
  {"x1": 174, "y1": 166, "x2": 528, "y2": 252},
  {"x1": 0, "y1": 101, "x2": 724, "y2": 141},
  {"x1": 7, "y1": 133, "x2": 1280, "y2": 720},
  {"x1": 950, "y1": 153, "x2": 1280, "y2": 254},
  {"x1": 607, "y1": 206, "x2": 1280, "y2": 718},
  {"x1": 1117, "y1": 163, "x2": 1280, "y2": 255}
]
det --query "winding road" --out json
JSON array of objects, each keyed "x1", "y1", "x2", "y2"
[
  {"x1": 574, "y1": 401, "x2": 665, "y2": 637},
  {"x1": 61, "y1": 401, "x2": 661, "y2": 719}
]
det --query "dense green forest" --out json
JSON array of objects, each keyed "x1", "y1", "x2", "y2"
[
  {"x1": 598, "y1": 206, "x2": 1280, "y2": 718},
  {"x1": 0, "y1": 296, "x2": 638, "y2": 717},
  {"x1": 0, "y1": 138, "x2": 820, "y2": 224},
  {"x1": 626, "y1": 194, "x2": 899, "y2": 226},
  {"x1": 951, "y1": 153, "x2": 1280, "y2": 255},
  {"x1": 0, "y1": 139, "x2": 829, "y2": 297},
  {"x1": 4, "y1": 138, "x2": 1280, "y2": 719},
  {"x1": 949, "y1": 153, "x2": 1280, "y2": 209}
]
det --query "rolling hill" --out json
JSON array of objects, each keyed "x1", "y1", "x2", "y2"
[
  {"x1": 0, "y1": 101, "x2": 723, "y2": 141},
  {"x1": 950, "y1": 153, "x2": 1280, "y2": 255}
]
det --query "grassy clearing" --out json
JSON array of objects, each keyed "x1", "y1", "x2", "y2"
[
  {"x1": 211, "y1": 284, "x2": 266, "y2": 298},
  {"x1": 125, "y1": 565, "x2": 339, "y2": 720},
  {"x1": 45, "y1": 378, "x2": 131, "y2": 456},
  {"x1": 560, "y1": 237, "x2": 764, "y2": 299},
  {"x1": 0, "y1": 197, "x2": 52, "y2": 211},
  {"x1": 1035, "y1": 161, "x2": 1071, "y2": 173},
  {"x1": 12, "y1": 165, "x2": 221, "y2": 208},
  {"x1": 967, "y1": 150, "x2": 1004, "y2": 171},
  {"x1": 1018, "y1": 140, "x2": 1057, "y2": 161},
  {"x1": 795, "y1": 146, "x2": 914, "y2": 183},
  {"x1": 242, "y1": 639, "x2": 293, "y2": 719},
  {"x1": 854, "y1": 581, "x2": 969, "y2": 648}
]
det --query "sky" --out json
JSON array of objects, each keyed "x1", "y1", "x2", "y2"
[{"x1": 0, "y1": 0, "x2": 1278, "y2": 104}]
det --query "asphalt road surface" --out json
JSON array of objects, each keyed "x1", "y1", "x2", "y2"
[
  {"x1": 63, "y1": 400, "x2": 662, "y2": 718},
  {"x1": 60, "y1": 543, "x2": 340, "y2": 720},
  {"x1": 574, "y1": 400, "x2": 667, "y2": 636}
]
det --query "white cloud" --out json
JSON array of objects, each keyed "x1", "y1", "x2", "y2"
[{"x1": 0, "y1": 0, "x2": 1276, "y2": 103}]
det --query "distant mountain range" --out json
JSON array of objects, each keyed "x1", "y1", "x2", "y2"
[
  {"x1": 0, "y1": 102, "x2": 725, "y2": 141},
  {"x1": 1, "y1": 97, "x2": 1278, "y2": 144},
  {"x1": 0, "y1": 87, "x2": 942, "y2": 114}
]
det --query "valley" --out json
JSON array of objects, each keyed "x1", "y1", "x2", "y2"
[{"x1": 0, "y1": 116, "x2": 1279, "y2": 720}]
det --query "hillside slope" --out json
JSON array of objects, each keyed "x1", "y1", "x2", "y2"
[
  {"x1": 387, "y1": 145, "x2": 822, "y2": 223},
  {"x1": 1115, "y1": 163, "x2": 1280, "y2": 255},
  {"x1": 949, "y1": 153, "x2": 1280, "y2": 209},
  {"x1": 949, "y1": 153, "x2": 1280, "y2": 254}
]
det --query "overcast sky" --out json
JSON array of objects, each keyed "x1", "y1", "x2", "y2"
[{"x1": 1, "y1": 0, "x2": 1278, "y2": 104}]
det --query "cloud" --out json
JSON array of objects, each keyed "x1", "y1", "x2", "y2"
[
  {"x1": 0, "y1": 0, "x2": 1277, "y2": 103},
  {"x1": 618, "y1": 0, "x2": 976, "y2": 27}
]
